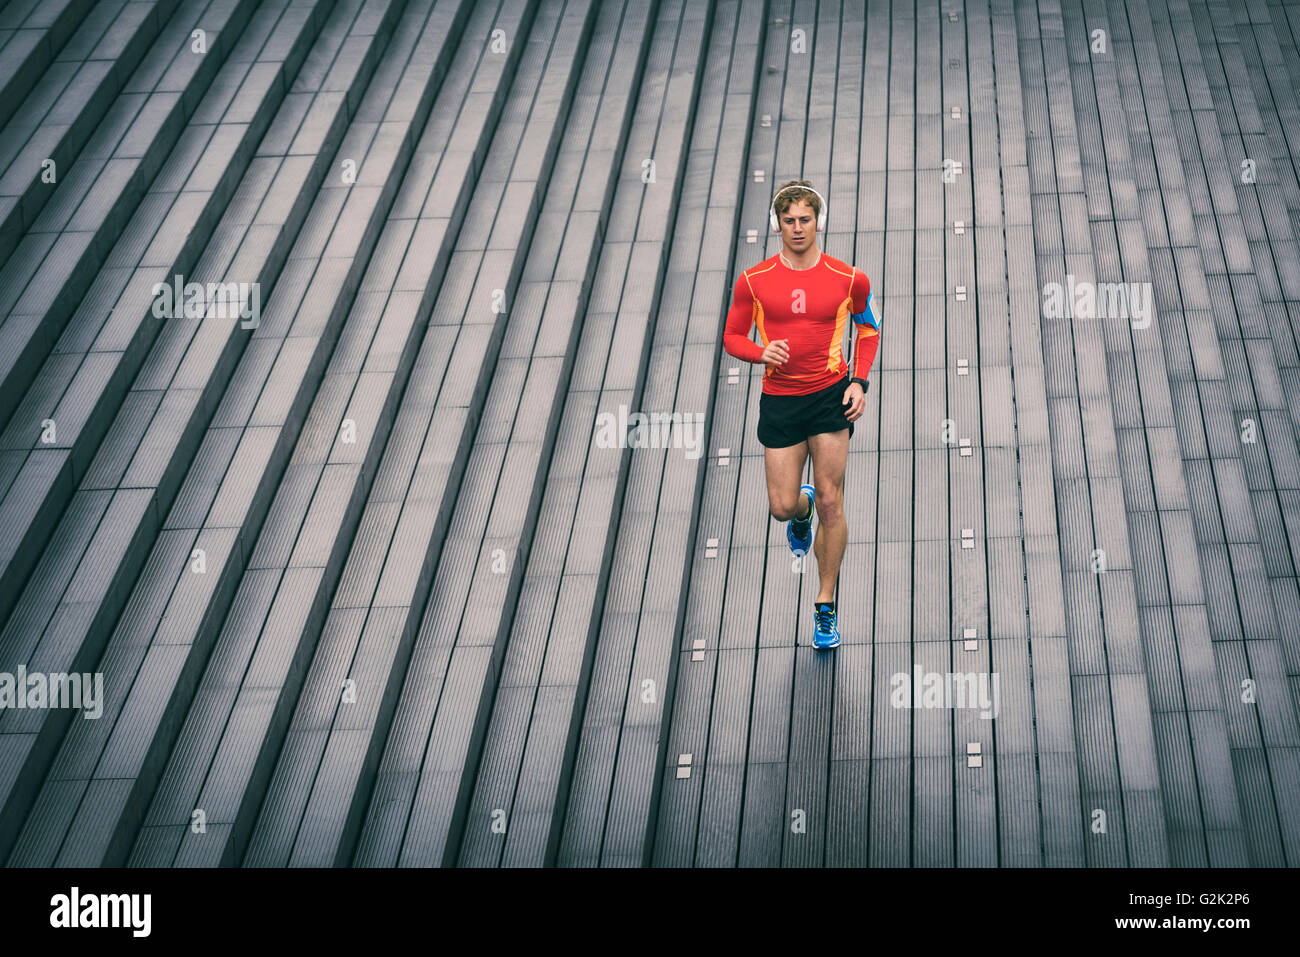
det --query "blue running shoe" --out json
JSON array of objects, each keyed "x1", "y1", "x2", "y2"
[
  {"x1": 786, "y1": 484, "x2": 814, "y2": 556},
  {"x1": 813, "y1": 603, "x2": 841, "y2": 649}
]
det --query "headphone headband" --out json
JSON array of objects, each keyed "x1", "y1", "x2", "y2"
[{"x1": 770, "y1": 184, "x2": 827, "y2": 233}]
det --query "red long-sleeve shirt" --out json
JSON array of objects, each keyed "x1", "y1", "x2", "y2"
[{"x1": 723, "y1": 252, "x2": 879, "y2": 395}]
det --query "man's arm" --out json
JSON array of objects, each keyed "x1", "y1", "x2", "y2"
[
  {"x1": 723, "y1": 274, "x2": 765, "y2": 363},
  {"x1": 849, "y1": 268, "x2": 879, "y2": 386},
  {"x1": 842, "y1": 269, "x2": 878, "y2": 423}
]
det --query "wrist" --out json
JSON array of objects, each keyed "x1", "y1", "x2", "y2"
[{"x1": 851, "y1": 376, "x2": 869, "y2": 392}]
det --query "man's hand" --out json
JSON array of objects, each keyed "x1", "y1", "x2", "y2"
[
  {"x1": 760, "y1": 338, "x2": 790, "y2": 367},
  {"x1": 843, "y1": 381, "x2": 866, "y2": 421}
]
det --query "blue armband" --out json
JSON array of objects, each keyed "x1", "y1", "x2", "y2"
[{"x1": 851, "y1": 290, "x2": 879, "y2": 330}]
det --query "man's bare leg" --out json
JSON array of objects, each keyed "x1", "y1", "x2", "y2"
[
  {"x1": 764, "y1": 441, "x2": 810, "y2": 521},
  {"x1": 807, "y1": 429, "x2": 849, "y2": 603}
]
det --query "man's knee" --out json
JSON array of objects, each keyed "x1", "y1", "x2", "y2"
[
  {"x1": 814, "y1": 485, "x2": 843, "y2": 522},
  {"x1": 772, "y1": 482, "x2": 814, "y2": 521},
  {"x1": 769, "y1": 496, "x2": 798, "y2": 521}
]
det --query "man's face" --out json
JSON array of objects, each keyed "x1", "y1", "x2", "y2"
[{"x1": 779, "y1": 200, "x2": 817, "y2": 251}]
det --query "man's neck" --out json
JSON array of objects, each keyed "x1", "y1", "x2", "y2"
[{"x1": 780, "y1": 243, "x2": 821, "y2": 270}]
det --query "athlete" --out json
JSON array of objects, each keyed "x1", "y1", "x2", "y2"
[{"x1": 722, "y1": 180, "x2": 880, "y2": 649}]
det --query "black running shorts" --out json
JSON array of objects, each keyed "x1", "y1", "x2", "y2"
[{"x1": 757, "y1": 375, "x2": 857, "y2": 448}]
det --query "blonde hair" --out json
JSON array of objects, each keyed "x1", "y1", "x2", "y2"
[{"x1": 772, "y1": 179, "x2": 822, "y2": 220}]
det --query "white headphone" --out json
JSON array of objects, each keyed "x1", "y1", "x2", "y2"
[{"x1": 770, "y1": 183, "x2": 827, "y2": 233}]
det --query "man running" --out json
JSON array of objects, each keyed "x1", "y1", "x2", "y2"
[{"x1": 722, "y1": 180, "x2": 880, "y2": 649}]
